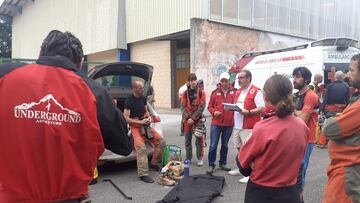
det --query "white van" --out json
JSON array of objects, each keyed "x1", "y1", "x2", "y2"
[{"x1": 229, "y1": 38, "x2": 360, "y2": 89}]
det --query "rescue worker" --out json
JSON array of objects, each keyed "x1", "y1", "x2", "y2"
[
  {"x1": 0, "y1": 30, "x2": 133, "y2": 202},
  {"x1": 124, "y1": 81, "x2": 166, "y2": 183},
  {"x1": 322, "y1": 54, "x2": 360, "y2": 203},
  {"x1": 180, "y1": 73, "x2": 206, "y2": 166},
  {"x1": 317, "y1": 71, "x2": 349, "y2": 148},
  {"x1": 238, "y1": 75, "x2": 308, "y2": 203},
  {"x1": 322, "y1": 71, "x2": 349, "y2": 118},
  {"x1": 178, "y1": 82, "x2": 189, "y2": 136},
  {"x1": 309, "y1": 73, "x2": 324, "y2": 148},
  {"x1": 293, "y1": 66, "x2": 319, "y2": 203},
  {"x1": 207, "y1": 72, "x2": 235, "y2": 174},
  {"x1": 308, "y1": 73, "x2": 323, "y2": 94},
  {"x1": 228, "y1": 70, "x2": 264, "y2": 184}
]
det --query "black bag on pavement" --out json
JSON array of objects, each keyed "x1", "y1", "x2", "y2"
[{"x1": 156, "y1": 174, "x2": 225, "y2": 203}]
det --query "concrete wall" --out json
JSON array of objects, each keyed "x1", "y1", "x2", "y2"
[
  {"x1": 130, "y1": 40, "x2": 172, "y2": 108},
  {"x1": 87, "y1": 49, "x2": 118, "y2": 71},
  {"x1": 190, "y1": 18, "x2": 312, "y2": 94},
  {"x1": 12, "y1": 0, "x2": 120, "y2": 59},
  {"x1": 125, "y1": 0, "x2": 203, "y2": 43}
]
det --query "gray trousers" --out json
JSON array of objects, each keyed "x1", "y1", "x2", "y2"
[{"x1": 185, "y1": 132, "x2": 204, "y2": 161}]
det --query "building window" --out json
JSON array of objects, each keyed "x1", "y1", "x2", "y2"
[
  {"x1": 223, "y1": 0, "x2": 238, "y2": 23},
  {"x1": 209, "y1": 0, "x2": 360, "y2": 40},
  {"x1": 238, "y1": 0, "x2": 253, "y2": 26},
  {"x1": 253, "y1": 0, "x2": 266, "y2": 29},
  {"x1": 210, "y1": 0, "x2": 222, "y2": 20},
  {"x1": 176, "y1": 53, "x2": 186, "y2": 69}
]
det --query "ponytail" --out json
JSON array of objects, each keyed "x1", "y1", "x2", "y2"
[{"x1": 275, "y1": 94, "x2": 294, "y2": 118}]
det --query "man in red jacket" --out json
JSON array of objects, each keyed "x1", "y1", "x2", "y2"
[
  {"x1": 0, "y1": 30, "x2": 133, "y2": 202},
  {"x1": 206, "y1": 72, "x2": 235, "y2": 175}
]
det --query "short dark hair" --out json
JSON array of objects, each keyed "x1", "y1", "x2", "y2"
[
  {"x1": 40, "y1": 30, "x2": 84, "y2": 65},
  {"x1": 292, "y1": 66, "x2": 312, "y2": 85},
  {"x1": 240, "y1": 69, "x2": 252, "y2": 82},
  {"x1": 188, "y1": 73, "x2": 197, "y2": 81},
  {"x1": 351, "y1": 53, "x2": 360, "y2": 72}
]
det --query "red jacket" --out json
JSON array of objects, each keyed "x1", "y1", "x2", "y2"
[
  {"x1": 234, "y1": 84, "x2": 261, "y2": 129},
  {"x1": 180, "y1": 87, "x2": 206, "y2": 133},
  {"x1": 239, "y1": 115, "x2": 308, "y2": 187},
  {"x1": 207, "y1": 85, "x2": 235, "y2": 126},
  {"x1": 0, "y1": 56, "x2": 133, "y2": 202},
  {"x1": 180, "y1": 87, "x2": 206, "y2": 121}
]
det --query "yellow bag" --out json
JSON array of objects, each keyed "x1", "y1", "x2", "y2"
[{"x1": 90, "y1": 167, "x2": 98, "y2": 185}]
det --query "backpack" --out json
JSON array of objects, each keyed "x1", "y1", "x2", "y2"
[
  {"x1": 162, "y1": 145, "x2": 182, "y2": 167},
  {"x1": 156, "y1": 174, "x2": 225, "y2": 203}
]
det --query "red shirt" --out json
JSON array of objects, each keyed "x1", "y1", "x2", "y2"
[
  {"x1": 301, "y1": 90, "x2": 318, "y2": 143},
  {"x1": 239, "y1": 115, "x2": 309, "y2": 187}
]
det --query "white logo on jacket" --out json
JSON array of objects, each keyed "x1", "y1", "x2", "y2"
[{"x1": 14, "y1": 94, "x2": 81, "y2": 126}]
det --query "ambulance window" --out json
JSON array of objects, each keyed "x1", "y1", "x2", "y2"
[
  {"x1": 350, "y1": 41, "x2": 359, "y2": 48},
  {"x1": 311, "y1": 39, "x2": 336, "y2": 47}
]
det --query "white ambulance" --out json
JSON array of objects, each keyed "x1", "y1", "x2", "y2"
[{"x1": 229, "y1": 38, "x2": 360, "y2": 89}]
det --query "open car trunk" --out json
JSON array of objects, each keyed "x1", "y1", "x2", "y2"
[
  {"x1": 89, "y1": 61, "x2": 153, "y2": 111},
  {"x1": 88, "y1": 62, "x2": 159, "y2": 163}
]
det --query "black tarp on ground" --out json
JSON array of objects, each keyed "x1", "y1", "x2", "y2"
[{"x1": 157, "y1": 174, "x2": 225, "y2": 203}]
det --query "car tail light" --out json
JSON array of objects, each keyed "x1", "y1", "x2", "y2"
[{"x1": 152, "y1": 115, "x2": 161, "y2": 123}]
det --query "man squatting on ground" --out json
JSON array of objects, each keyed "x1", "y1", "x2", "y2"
[{"x1": 124, "y1": 81, "x2": 166, "y2": 183}]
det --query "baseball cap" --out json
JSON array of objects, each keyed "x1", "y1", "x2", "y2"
[{"x1": 219, "y1": 72, "x2": 230, "y2": 80}]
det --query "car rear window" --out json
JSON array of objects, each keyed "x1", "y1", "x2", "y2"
[{"x1": 95, "y1": 75, "x2": 146, "y2": 89}]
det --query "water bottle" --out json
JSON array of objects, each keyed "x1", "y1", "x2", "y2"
[{"x1": 184, "y1": 159, "x2": 190, "y2": 177}]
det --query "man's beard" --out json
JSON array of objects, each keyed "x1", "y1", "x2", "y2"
[
  {"x1": 350, "y1": 80, "x2": 360, "y2": 89},
  {"x1": 293, "y1": 82, "x2": 305, "y2": 90}
]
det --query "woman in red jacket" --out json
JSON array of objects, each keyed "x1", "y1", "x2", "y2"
[{"x1": 237, "y1": 75, "x2": 309, "y2": 203}]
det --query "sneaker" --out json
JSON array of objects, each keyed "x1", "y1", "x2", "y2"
[
  {"x1": 149, "y1": 164, "x2": 161, "y2": 171},
  {"x1": 89, "y1": 178, "x2": 98, "y2": 185},
  {"x1": 239, "y1": 176, "x2": 249, "y2": 184},
  {"x1": 197, "y1": 160, "x2": 204, "y2": 166},
  {"x1": 316, "y1": 144, "x2": 326, "y2": 149},
  {"x1": 140, "y1": 175, "x2": 154, "y2": 183},
  {"x1": 206, "y1": 166, "x2": 215, "y2": 175},
  {"x1": 228, "y1": 168, "x2": 241, "y2": 176},
  {"x1": 219, "y1": 165, "x2": 231, "y2": 172}
]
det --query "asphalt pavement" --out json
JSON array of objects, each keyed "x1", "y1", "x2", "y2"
[{"x1": 89, "y1": 112, "x2": 330, "y2": 203}]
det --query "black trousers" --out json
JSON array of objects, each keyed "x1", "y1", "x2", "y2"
[{"x1": 245, "y1": 179, "x2": 300, "y2": 203}]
